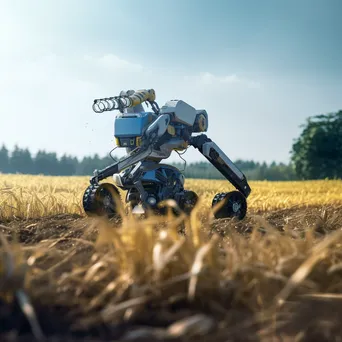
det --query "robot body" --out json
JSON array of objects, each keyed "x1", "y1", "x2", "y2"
[{"x1": 83, "y1": 89, "x2": 251, "y2": 220}]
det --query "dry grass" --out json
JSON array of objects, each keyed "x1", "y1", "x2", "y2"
[
  {"x1": 1, "y1": 175, "x2": 342, "y2": 341},
  {"x1": 1, "y1": 174, "x2": 342, "y2": 221}
]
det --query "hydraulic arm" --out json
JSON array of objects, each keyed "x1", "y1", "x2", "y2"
[
  {"x1": 90, "y1": 146, "x2": 153, "y2": 184},
  {"x1": 190, "y1": 135, "x2": 251, "y2": 198}
]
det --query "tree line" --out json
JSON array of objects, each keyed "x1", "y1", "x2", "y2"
[
  {"x1": 172, "y1": 160, "x2": 298, "y2": 181},
  {"x1": 1, "y1": 109, "x2": 341, "y2": 180},
  {"x1": 0, "y1": 145, "x2": 114, "y2": 177},
  {"x1": 0, "y1": 144, "x2": 297, "y2": 180}
]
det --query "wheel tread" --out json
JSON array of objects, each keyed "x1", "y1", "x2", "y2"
[
  {"x1": 212, "y1": 191, "x2": 247, "y2": 220},
  {"x1": 82, "y1": 183, "x2": 121, "y2": 218}
]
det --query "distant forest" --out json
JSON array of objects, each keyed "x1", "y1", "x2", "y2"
[{"x1": 0, "y1": 144, "x2": 298, "y2": 181}]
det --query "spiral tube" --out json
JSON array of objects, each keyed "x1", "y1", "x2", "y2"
[
  {"x1": 92, "y1": 96, "x2": 130, "y2": 113},
  {"x1": 92, "y1": 89, "x2": 156, "y2": 113}
]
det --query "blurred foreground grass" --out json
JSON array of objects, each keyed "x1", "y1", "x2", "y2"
[{"x1": 1, "y1": 175, "x2": 342, "y2": 341}]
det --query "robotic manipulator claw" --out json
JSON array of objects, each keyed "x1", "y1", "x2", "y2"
[{"x1": 84, "y1": 88, "x2": 251, "y2": 220}]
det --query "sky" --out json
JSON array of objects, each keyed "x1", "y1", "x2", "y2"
[{"x1": 1, "y1": 0, "x2": 341, "y2": 165}]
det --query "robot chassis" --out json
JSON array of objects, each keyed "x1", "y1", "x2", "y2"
[{"x1": 82, "y1": 89, "x2": 252, "y2": 220}]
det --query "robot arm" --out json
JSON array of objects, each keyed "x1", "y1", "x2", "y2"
[
  {"x1": 189, "y1": 134, "x2": 251, "y2": 198},
  {"x1": 127, "y1": 89, "x2": 156, "y2": 107},
  {"x1": 90, "y1": 113, "x2": 172, "y2": 184},
  {"x1": 90, "y1": 146, "x2": 153, "y2": 184}
]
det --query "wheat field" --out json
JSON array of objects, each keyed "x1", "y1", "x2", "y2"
[
  {"x1": 1, "y1": 174, "x2": 342, "y2": 221},
  {"x1": 1, "y1": 174, "x2": 342, "y2": 341}
]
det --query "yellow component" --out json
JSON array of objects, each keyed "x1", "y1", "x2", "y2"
[
  {"x1": 174, "y1": 141, "x2": 189, "y2": 151},
  {"x1": 197, "y1": 114, "x2": 208, "y2": 132},
  {"x1": 136, "y1": 136, "x2": 142, "y2": 146},
  {"x1": 128, "y1": 89, "x2": 156, "y2": 107},
  {"x1": 167, "y1": 125, "x2": 176, "y2": 136},
  {"x1": 115, "y1": 138, "x2": 121, "y2": 146}
]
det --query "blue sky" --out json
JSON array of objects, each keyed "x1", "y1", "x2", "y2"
[{"x1": 1, "y1": 0, "x2": 341, "y2": 164}]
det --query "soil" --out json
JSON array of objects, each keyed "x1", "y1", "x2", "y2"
[{"x1": 1, "y1": 206, "x2": 342, "y2": 342}]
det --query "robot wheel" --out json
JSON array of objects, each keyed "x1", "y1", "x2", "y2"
[
  {"x1": 180, "y1": 190, "x2": 199, "y2": 215},
  {"x1": 83, "y1": 183, "x2": 121, "y2": 219},
  {"x1": 212, "y1": 191, "x2": 247, "y2": 220}
]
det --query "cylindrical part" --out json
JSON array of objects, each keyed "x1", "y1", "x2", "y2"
[{"x1": 127, "y1": 89, "x2": 156, "y2": 107}]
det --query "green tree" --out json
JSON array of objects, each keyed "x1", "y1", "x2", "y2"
[
  {"x1": 291, "y1": 110, "x2": 342, "y2": 180},
  {"x1": 77, "y1": 155, "x2": 99, "y2": 176},
  {"x1": 59, "y1": 155, "x2": 78, "y2": 176},
  {"x1": 10, "y1": 146, "x2": 34, "y2": 174},
  {"x1": 34, "y1": 151, "x2": 59, "y2": 175},
  {"x1": 0, "y1": 145, "x2": 9, "y2": 173}
]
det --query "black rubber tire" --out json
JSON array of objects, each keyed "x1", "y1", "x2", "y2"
[
  {"x1": 180, "y1": 190, "x2": 199, "y2": 215},
  {"x1": 212, "y1": 191, "x2": 247, "y2": 220},
  {"x1": 83, "y1": 183, "x2": 121, "y2": 219}
]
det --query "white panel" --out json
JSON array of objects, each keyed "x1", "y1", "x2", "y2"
[{"x1": 160, "y1": 100, "x2": 198, "y2": 126}]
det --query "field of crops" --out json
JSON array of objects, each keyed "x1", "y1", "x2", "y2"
[
  {"x1": 1, "y1": 175, "x2": 342, "y2": 221},
  {"x1": 1, "y1": 174, "x2": 342, "y2": 341}
]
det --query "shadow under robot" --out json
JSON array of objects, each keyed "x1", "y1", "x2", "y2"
[{"x1": 82, "y1": 89, "x2": 251, "y2": 220}]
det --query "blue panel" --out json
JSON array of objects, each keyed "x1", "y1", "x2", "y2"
[
  {"x1": 114, "y1": 112, "x2": 151, "y2": 137},
  {"x1": 142, "y1": 170, "x2": 159, "y2": 183}
]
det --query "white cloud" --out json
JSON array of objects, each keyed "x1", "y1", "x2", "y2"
[
  {"x1": 197, "y1": 72, "x2": 262, "y2": 89},
  {"x1": 84, "y1": 54, "x2": 144, "y2": 72}
]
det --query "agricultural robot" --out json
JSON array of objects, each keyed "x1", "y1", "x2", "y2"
[{"x1": 82, "y1": 89, "x2": 251, "y2": 220}]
